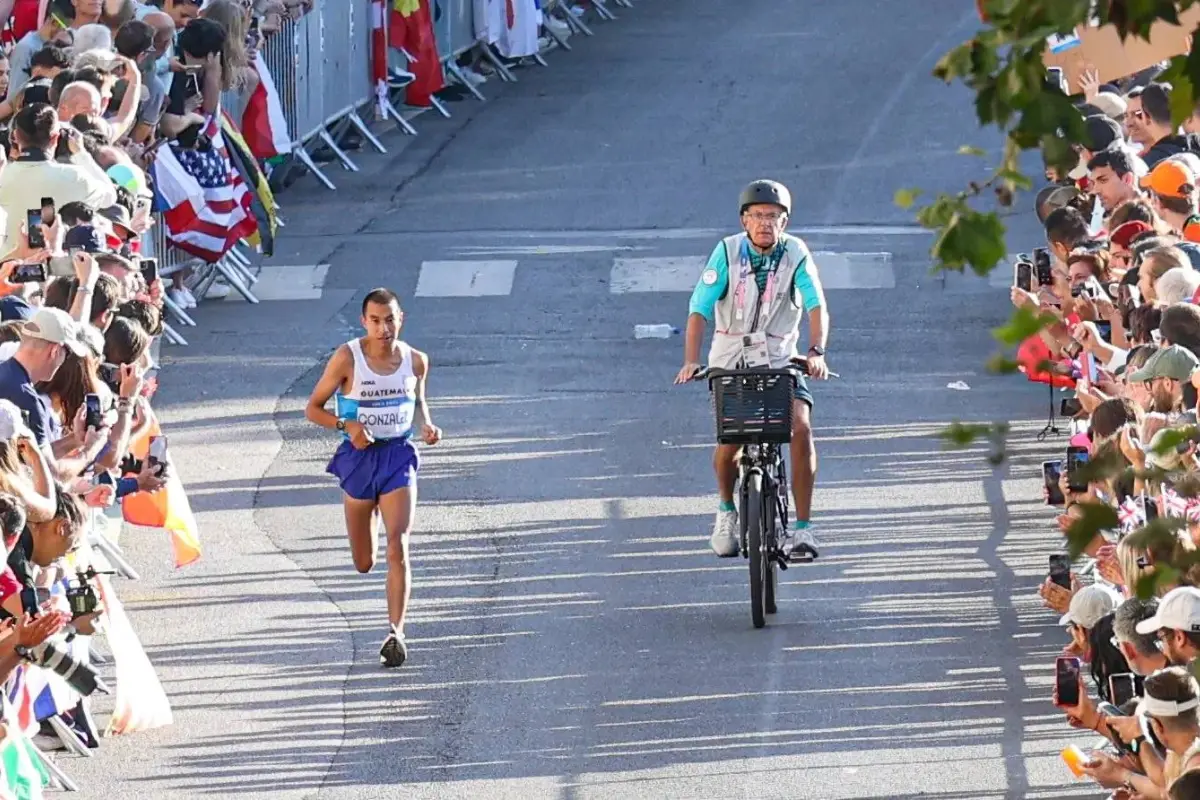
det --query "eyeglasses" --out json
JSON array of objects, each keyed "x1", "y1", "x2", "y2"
[{"x1": 744, "y1": 211, "x2": 785, "y2": 223}]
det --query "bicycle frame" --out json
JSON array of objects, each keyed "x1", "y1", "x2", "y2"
[{"x1": 737, "y1": 442, "x2": 790, "y2": 559}]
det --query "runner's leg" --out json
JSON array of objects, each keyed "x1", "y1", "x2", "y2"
[
  {"x1": 377, "y1": 485, "x2": 415, "y2": 632},
  {"x1": 344, "y1": 496, "x2": 380, "y2": 573}
]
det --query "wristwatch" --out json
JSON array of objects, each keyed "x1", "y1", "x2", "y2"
[
  {"x1": 14, "y1": 645, "x2": 34, "y2": 663},
  {"x1": 335, "y1": 419, "x2": 346, "y2": 433},
  {"x1": 808, "y1": 345, "x2": 825, "y2": 357}
]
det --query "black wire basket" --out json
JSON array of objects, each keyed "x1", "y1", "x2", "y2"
[{"x1": 711, "y1": 370, "x2": 795, "y2": 445}]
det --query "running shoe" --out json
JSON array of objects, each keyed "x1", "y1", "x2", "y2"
[{"x1": 380, "y1": 630, "x2": 407, "y2": 668}]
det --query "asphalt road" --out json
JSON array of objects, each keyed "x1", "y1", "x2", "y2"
[{"x1": 58, "y1": 1, "x2": 1106, "y2": 798}]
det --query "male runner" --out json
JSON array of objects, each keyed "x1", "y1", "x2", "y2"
[
  {"x1": 673, "y1": 180, "x2": 830, "y2": 561},
  {"x1": 305, "y1": 288, "x2": 442, "y2": 668}
]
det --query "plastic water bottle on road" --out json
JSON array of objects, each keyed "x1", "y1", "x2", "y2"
[{"x1": 634, "y1": 324, "x2": 679, "y2": 339}]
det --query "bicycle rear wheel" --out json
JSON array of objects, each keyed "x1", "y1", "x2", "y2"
[{"x1": 743, "y1": 471, "x2": 767, "y2": 629}]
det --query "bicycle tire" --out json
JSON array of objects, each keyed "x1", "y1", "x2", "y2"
[
  {"x1": 744, "y1": 471, "x2": 767, "y2": 629},
  {"x1": 763, "y1": 476, "x2": 777, "y2": 615}
]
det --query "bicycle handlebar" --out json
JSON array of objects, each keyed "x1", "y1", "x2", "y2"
[{"x1": 686, "y1": 356, "x2": 840, "y2": 383}]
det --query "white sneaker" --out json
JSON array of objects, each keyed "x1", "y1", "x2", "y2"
[
  {"x1": 710, "y1": 508, "x2": 739, "y2": 557},
  {"x1": 786, "y1": 527, "x2": 821, "y2": 561},
  {"x1": 457, "y1": 67, "x2": 487, "y2": 87},
  {"x1": 180, "y1": 286, "x2": 199, "y2": 308},
  {"x1": 544, "y1": 16, "x2": 570, "y2": 36},
  {"x1": 201, "y1": 282, "x2": 231, "y2": 301},
  {"x1": 167, "y1": 288, "x2": 190, "y2": 309}
]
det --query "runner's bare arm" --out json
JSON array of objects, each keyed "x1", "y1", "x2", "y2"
[
  {"x1": 412, "y1": 349, "x2": 441, "y2": 444},
  {"x1": 305, "y1": 345, "x2": 353, "y2": 430}
]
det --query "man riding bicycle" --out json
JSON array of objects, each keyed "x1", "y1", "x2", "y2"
[{"x1": 673, "y1": 179, "x2": 830, "y2": 561}]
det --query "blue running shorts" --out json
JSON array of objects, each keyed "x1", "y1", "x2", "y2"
[{"x1": 326, "y1": 437, "x2": 420, "y2": 501}]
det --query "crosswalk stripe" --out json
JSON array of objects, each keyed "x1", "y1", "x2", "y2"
[
  {"x1": 608, "y1": 252, "x2": 896, "y2": 294},
  {"x1": 225, "y1": 264, "x2": 330, "y2": 302},
  {"x1": 817, "y1": 252, "x2": 894, "y2": 289},
  {"x1": 415, "y1": 260, "x2": 518, "y2": 297},
  {"x1": 610, "y1": 257, "x2": 704, "y2": 293}
]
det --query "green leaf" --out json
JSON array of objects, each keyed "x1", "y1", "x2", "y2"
[
  {"x1": 937, "y1": 421, "x2": 991, "y2": 449},
  {"x1": 958, "y1": 145, "x2": 987, "y2": 157},
  {"x1": 1064, "y1": 502, "x2": 1119, "y2": 560},
  {"x1": 1148, "y1": 424, "x2": 1200, "y2": 457},
  {"x1": 996, "y1": 168, "x2": 1034, "y2": 190},
  {"x1": 985, "y1": 353, "x2": 1020, "y2": 374},
  {"x1": 1122, "y1": 516, "x2": 1188, "y2": 551},
  {"x1": 894, "y1": 188, "x2": 922, "y2": 210},
  {"x1": 1069, "y1": 446, "x2": 1129, "y2": 487},
  {"x1": 1135, "y1": 565, "x2": 1181, "y2": 600},
  {"x1": 933, "y1": 209, "x2": 1008, "y2": 276},
  {"x1": 991, "y1": 306, "x2": 1056, "y2": 346},
  {"x1": 933, "y1": 43, "x2": 975, "y2": 83}
]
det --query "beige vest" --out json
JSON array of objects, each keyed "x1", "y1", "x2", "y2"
[{"x1": 708, "y1": 232, "x2": 810, "y2": 370}]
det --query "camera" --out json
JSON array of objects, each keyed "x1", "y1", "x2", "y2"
[
  {"x1": 65, "y1": 566, "x2": 115, "y2": 619},
  {"x1": 20, "y1": 637, "x2": 111, "y2": 696}
]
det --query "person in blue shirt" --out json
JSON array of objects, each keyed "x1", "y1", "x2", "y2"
[{"x1": 675, "y1": 180, "x2": 831, "y2": 562}]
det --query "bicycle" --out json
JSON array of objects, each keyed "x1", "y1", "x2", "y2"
[{"x1": 688, "y1": 356, "x2": 837, "y2": 629}]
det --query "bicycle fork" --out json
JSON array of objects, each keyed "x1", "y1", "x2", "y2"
[{"x1": 739, "y1": 464, "x2": 792, "y2": 571}]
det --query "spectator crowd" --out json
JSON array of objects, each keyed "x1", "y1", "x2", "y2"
[
  {"x1": 1019, "y1": 64, "x2": 1200, "y2": 800},
  {"x1": 0, "y1": 0, "x2": 323, "y2": 794}
]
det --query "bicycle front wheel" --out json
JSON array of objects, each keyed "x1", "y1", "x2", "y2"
[{"x1": 743, "y1": 471, "x2": 767, "y2": 629}]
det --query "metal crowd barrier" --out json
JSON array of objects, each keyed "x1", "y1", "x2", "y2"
[
  {"x1": 258, "y1": 0, "x2": 634, "y2": 192},
  {"x1": 142, "y1": 213, "x2": 264, "y2": 349},
  {"x1": 260, "y1": 5, "x2": 391, "y2": 192}
]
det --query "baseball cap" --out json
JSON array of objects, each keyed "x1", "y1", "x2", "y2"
[
  {"x1": 1092, "y1": 92, "x2": 1129, "y2": 119},
  {"x1": 21, "y1": 307, "x2": 88, "y2": 356},
  {"x1": 1136, "y1": 586, "x2": 1200, "y2": 634},
  {"x1": 1060, "y1": 584, "x2": 1121, "y2": 628},
  {"x1": 63, "y1": 224, "x2": 135, "y2": 270},
  {"x1": 1110, "y1": 220, "x2": 1153, "y2": 249},
  {"x1": 1083, "y1": 114, "x2": 1122, "y2": 153},
  {"x1": 1140, "y1": 159, "x2": 1198, "y2": 199},
  {"x1": 105, "y1": 162, "x2": 150, "y2": 200},
  {"x1": 0, "y1": 400, "x2": 33, "y2": 442},
  {"x1": 1129, "y1": 344, "x2": 1200, "y2": 383}
]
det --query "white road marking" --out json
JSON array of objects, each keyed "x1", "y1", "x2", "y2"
[
  {"x1": 610, "y1": 257, "x2": 706, "y2": 293},
  {"x1": 225, "y1": 264, "x2": 330, "y2": 301},
  {"x1": 815, "y1": 252, "x2": 895, "y2": 289},
  {"x1": 415, "y1": 260, "x2": 518, "y2": 297},
  {"x1": 609, "y1": 252, "x2": 897, "y2": 293}
]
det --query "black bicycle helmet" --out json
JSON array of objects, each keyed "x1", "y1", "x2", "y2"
[{"x1": 739, "y1": 180, "x2": 792, "y2": 215}]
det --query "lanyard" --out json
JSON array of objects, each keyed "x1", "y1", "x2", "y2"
[{"x1": 735, "y1": 239, "x2": 785, "y2": 333}]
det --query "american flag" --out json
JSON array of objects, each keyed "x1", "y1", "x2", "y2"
[{"x1": 155, "y1": 114, "x2": 257, "y2": 263}]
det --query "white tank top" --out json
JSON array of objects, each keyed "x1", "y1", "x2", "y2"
[{"x1": 335, "y1": 339, "x2": 417, "y2": 440}]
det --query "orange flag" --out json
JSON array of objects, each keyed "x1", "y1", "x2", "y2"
[{"x1": 120, "y1": 416, "x2": 202, "y2": 569}]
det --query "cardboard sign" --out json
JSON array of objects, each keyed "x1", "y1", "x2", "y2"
[{"x1": 1043, "y1": 8, "x2": 1200, "y2": 90}]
